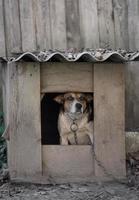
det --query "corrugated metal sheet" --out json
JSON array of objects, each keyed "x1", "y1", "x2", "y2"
[{"x1": 0, "y1": 49, "x2": 139, "y2": 63}]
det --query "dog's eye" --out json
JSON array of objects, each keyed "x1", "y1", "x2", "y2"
[
  {"x1": 67, "y1": 96, "x2": 74, "y2": 101},
  {"x1": 79, "y1": 96, "x2": 85, "y2": 101}
]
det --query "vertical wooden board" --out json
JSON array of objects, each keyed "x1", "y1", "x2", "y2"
[
  {"x1": 128, "y1": 0, "x2": 139, "y2": 50},
  {"x1": 0, "y1": 63, "x2": 2, "y2": 111},
  {"x1": 8, "y1": 62, "x2": 42, "y2": 179},
  {"x1": 1, "y1": 62, "x2": 9, "y2": 128},
  {"x1": 65, "y1": 0, "x2": 81, "y2": 48},
  {"x1": 113, "y1": 0, "x2": 129, "y2": 50},
  {"x1": 19, "y1": 0, "x2": 36, "y2": 52},
  {"x1": 0, "y1": 0, "x2": 6, "y2": 56},
  {"x1": 32, "y1": 0, "x2": 51, "y2": 50},
  {"x1": 125, "y1": 62, "x2": 139, "y2": 131},
  {"x1": 79, "y1": 0, "x2": 99, "y2": 49},
  {"x1": 3, "y1": 0, "x2": 21, "y2": 55},
  {"x1": 50, "y1": 0, "x2": 67, "y2": 49},
  {"x1": 97, "y1": 0, "x2": 115, "y2": 49},
  {"x1": 94, "y1": 63, "x2": 126, "y2": 180}
]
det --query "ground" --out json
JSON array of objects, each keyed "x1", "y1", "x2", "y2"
[{"x1": 0, "y1": 180, "x2": 139, "y2": 200}]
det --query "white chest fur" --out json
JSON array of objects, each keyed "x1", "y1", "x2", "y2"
[{"x1": 58, "y1": 112, "x2": 94, "y2": 145}]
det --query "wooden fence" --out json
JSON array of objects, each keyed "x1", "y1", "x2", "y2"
[
  {"x1": 0, "y1": 0, "x2": 139, "y2": 56},
  {"x1": 0, "y1": 0, "x2": 139, "y2": 130}
]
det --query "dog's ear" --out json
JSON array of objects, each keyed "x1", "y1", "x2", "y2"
[
  {"x1": 86, "y1": 94, "x2": 93, "y2": 102},
  {"x1": 54, "y1": 95, "x2": 64, "y2": 104}
]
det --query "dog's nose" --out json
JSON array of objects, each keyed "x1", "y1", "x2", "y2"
[{"x1": 76, "y1": 103, "x2": 82, "y2": 110}]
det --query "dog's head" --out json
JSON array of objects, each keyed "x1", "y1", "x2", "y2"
[{"x1": 54, "y1": 93, "x2": 93, "y2": 118}]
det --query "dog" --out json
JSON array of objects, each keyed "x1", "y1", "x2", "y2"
[{"x1": 54, "y1": 92, "x2": 94, "y2": 145}]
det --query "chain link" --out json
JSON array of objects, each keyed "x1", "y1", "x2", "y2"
[
  {"x1": 91, "y1": 145, "x2": 127, "y2": 184},
  {"x1": 70, "y1": 119, "x2": 127, "y2": 184}
]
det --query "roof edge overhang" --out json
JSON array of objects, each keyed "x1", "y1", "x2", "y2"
[{"x1": 0, "y1": 49, "x2": 139, "y2": 63}]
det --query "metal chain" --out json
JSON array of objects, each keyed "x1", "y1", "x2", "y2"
[
  {"x1": 70, "y1": 120, "x2": 78, "y2": 144},
  {"x1": 70, "y1": 118, "x2": 127, "y2": 184},
  {"x1": 91, "y1": 145, "x2": 127, "y2": 184}
]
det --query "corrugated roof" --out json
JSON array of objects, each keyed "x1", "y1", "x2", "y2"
[{"x1": 0, "y1": 49, "x2": 139, "y2": 63}]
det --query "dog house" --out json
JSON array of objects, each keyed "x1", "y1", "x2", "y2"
[{"x1": 1, "y1": 49, "x2": 138, "y2": 184}]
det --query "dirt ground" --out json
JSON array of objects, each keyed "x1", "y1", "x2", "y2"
[
  {"x1": 0, "y1": 179, "x2": 139, "y2": 200},
  {"x1": 0, "y1": 162, "x2": 139, "y2": 200}
]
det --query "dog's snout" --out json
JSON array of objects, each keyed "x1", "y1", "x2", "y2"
[{"x1": 76, "y1": 103, "x2": 82, "y2": 110}]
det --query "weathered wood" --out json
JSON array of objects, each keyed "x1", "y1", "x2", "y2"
[
  {"x1": 42, "y1": 145, "x2": 94, "y2": 182},
  {"x1": 40, "y1": 63, "x2": 93, "y2": 93},
  {"x1": 79, "y1": 0, "x2": 99, "y2": 49},
  {"x1": 32, "y1": 0, "x2": 51, "y2": 50},
  {"x1": 65, "y1": 0, "x2": 81, "y2": 48},
  {"x1": 0, "y1": 64, "x2": 2, "y2": 111},
  {"x1": 3, "y1": 0, "x2": 21, "y2": 55},
  {"x1": 97, "y1": 0, "x2": 115, "y2": 49},
  {"x1": 1, "y1": 62, "x2": 9, "y2": 128},
  {"x1": 7, "y1": 62, "x2": 42, "y2": 179},
  {"x1": 19, "y1": 0, "x2": 36, "y2": 52},
  {"x1": 49, "y1": 0, "x2": 67, "y2": 49},
  {"x1": 94, "y1": 63, "x2": 126, "y2": 180},
  {"x1": 113, "y1": 0, "x2": 129, "y2": 50},
  {"x1": 125, "y1": 62, "x2": 139, "y2": 131},
  {"x1": 0, "y1": 0, "x2": 6, "y2": 56},
  {"x1": 128, "y1": 0, "x2": 139, "y2": 50}
]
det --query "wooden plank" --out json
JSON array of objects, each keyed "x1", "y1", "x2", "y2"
[
  {"x1": 94, "y1": 63, "x2": 126, "y2": 180},
  {"x1": 0, "y1": 63, "x2": 2, "y2": 111},
  {"x1": 0, "y1": 0, "x2": 6, "y2": 56},
  {"x1": 128, "y1": 0, "x2": 139, "y2": 50},
  {"x1": 79, "y1": 0, "x2": 99, "y2": 49},
  {"x1": 1, "y1": 62, "x2": 9, "y2": 130},
  {"x1": 97, "y1": 0, "x2": 115, "y2": 49},
  {"x1": 65, "y1": 0, "x2": 81, "y2": 48},
  {"x1": 32, "y1": 0, "x2": 51, "y2": 50},
  {"x1": 8, "y1": 62, "x2": 42, "y2": 179},
  {"x1": 40, "y1": 63, "x2": 93, "y2": 93},
  {"x1": 19, "y1": 0, "x2": 36, "y2": 52},
  {"x1": 50, "y1": 0, "x2": 67, "y2": 49},
  {"x1": 3, "y1": 0, "x2": 21, "y2": 55},
  {"x1": 42, "y1": 145, "x2": 94, "y2": 182},
  {"x1": 125, "y1": 62, "x2": 139, "y2": 131},
  {"x1": 113, "y1": 0, "x2": 129, "y2": 50}
]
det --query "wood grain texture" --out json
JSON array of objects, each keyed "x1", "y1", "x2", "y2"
[
  {"x1": 94, "y1": 63, "x2": 126, "y2": 180},
  {"x1": 79, "y1": 0, "x2": 99, "y2": 49},
  {"x1": 19, "y1": 0, "x2": 36, "y2": 51},
  {"x1": 32, "y1": 0, "x2": 51, "y2": 50},
  {"x1": 128, "y1": 0, "x2": 139, "y2": 50},
  {"x1": 40, "y1": 63, "x2": 94, "y2": 93},
  {"x1": 65, "y1": 0, "x2": 81, "y2": 48},
  {"x1": 42, "y1": 145, "x2": 94, "y2": 182},
  {"x1": 125, "y1": 62, "x2": 139, "y2": 131},
  {"x1": 97, "y1": 0, "x2": 115, "y2": 49},
  {"x1": 7, "y1": 62, "x2": 42, "y2": 179},
  {"x1": 50, "y1": 0, "x2": 67, "y2": 49},
  {"x1": 113, "y1": 0, "x2": 129, "y2": 50},
  {"x1": 0, "y1": 0, "x2": 6, "y2": 56},
  {"x1": 3, "y1": 0, "x2": 21, "y2": 55}
]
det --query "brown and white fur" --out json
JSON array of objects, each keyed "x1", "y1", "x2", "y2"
[{"x1": 54, "y1": 92, "x2": 94, "y2": 145}]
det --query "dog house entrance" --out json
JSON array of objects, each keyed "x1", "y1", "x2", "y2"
[
  {"x1": 41, "y1": 93, "x2": 94, "y2": 145},
  {"x1": 40, "y1": 63, "x2": 95, "y2": 181}
]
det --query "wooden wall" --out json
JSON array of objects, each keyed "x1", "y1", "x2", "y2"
[
  {"x1": 0, "y1": 0, "x2": 139, "y2": 130},
  {"x1": 0, "y1": 0, "x2": 139, "y2": 56}
]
